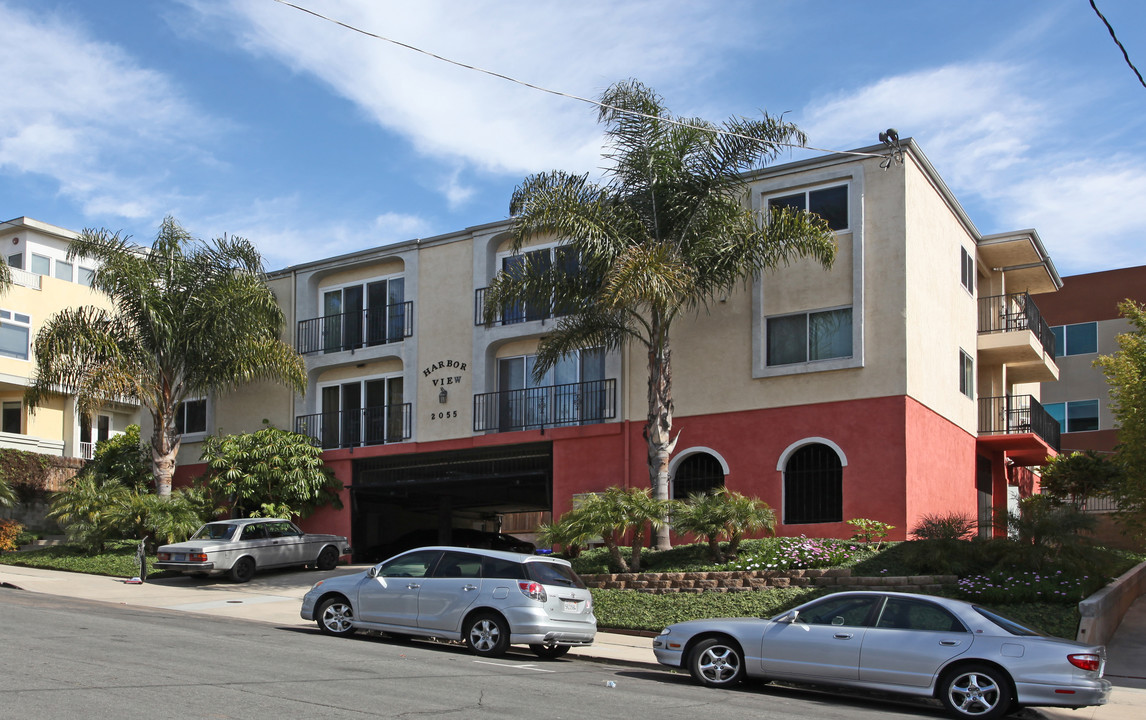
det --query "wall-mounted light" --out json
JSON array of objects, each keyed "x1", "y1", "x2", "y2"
[{"x1": 439, "y1": 387, "x2": 448, "y2": 404}]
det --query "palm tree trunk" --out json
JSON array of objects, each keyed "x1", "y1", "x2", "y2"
[
  {"x1": 151, "y1": 410, "x2": 180, "y2": 498},
  {"x1": 646, "y1": 328, "x2": 677, "y2": 551}
]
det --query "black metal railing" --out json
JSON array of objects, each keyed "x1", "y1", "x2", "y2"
[
  {"x1": 977, "y1": 293, "x2": 1056, "y2": 360},
  {"x1": 978, "y1": 395, "x2": 1060, "y2": 450},
  {"x1": 473, "y1": 288, "x2": 575, "y2": 327},
  {"x1": 473, "y1": 379, "x2": 616, "y2": 432},
  {"x1": 295, "y1": 403, "x2": 412, "y2": 449},
  {"x1": 296, "y1": 302, "x2": 413, "y2": 355}
]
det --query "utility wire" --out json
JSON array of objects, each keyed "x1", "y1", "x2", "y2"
[
  {"x1": 270, "y1": 0, "x2": 892, "y2": 161},
  {"x1": 1089, "y1": 0, "x2": 1146, "y2": 90}
]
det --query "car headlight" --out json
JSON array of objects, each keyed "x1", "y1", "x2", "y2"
[
  {"x1": 659, "y1": 628, "x2": 671, "y2": 636},
  {"x1": 310, "y1": 580, "x2": 325, "y2": 591}
]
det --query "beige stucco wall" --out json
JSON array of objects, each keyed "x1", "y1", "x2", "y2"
[
  {"x1": 902, "y1": 156, "x2": 980, "y2": 436},
  {"x1": 317, "y1": 259, "x2": 405, "y2": 290}
]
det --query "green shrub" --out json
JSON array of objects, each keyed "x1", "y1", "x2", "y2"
[
  {"x1": 911, "y1": 512, "x2": 978, "y2": 540},
  {"x1": 0, "y1": 519, "x2": 24, "y2": 551},
  {"x1": 591, "y1": 586, "x2": 822, "y2": 631},
  {"x1": 955, "y1": 569, "x2": 1093, "y2": 605},
  {"x1": 722, "y1": 537, "x2": 874, "y2": 572}
]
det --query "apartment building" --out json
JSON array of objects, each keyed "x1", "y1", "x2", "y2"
[
  {"x1": 1034, "y1": 265, "x2": 1146, "y2": 454},
  {"x1": 0, "y1": 217, "x2": 138, "y2": 461},
  {"x1": 178, "y1": 139, "x2": 1063, "y2": 555}
]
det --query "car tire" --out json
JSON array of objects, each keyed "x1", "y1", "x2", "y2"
[
  {"x1": 317, "y1": 597, "x2": 356, "y2": 637},
  {"x1": 228, "y1": 557, "x2": 256, "y2": 583},
  {"x1": 315, "y1": 546, "x2": 339, "y2": 571},
  {"x1": 465, "y1": 612, "x2": 510, "y2": 658},
  {"x1": 688, "y1": 637, "x2": 745, "y2": 688},
  {"x1": 529, "y1": 642, "x2": 571, "y2": 660},
  {"x1": 939, "y1": 664, "x2": 1013, "y2": 720}
]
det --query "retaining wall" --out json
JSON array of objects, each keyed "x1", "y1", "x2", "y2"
[
  {"x1": 581, "y1": 568, "x2": 957, "y2": 594},
  {"x1": 1077, "y1": 560, "x2": 1146, "y2": 645}
]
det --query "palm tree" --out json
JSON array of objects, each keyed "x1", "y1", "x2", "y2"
[
  {"x1": 25, "y1": 217, "x2": 305, "y2": 496},
  {"x1": 0, "y1": 477, "x2": 17, "y2": 508},
  {"x1": 483, "y1": 80, "x2": 837, "y2": 549},
  {"x1": 671, "y1": 488, "x2": 774, "y2": 562}
]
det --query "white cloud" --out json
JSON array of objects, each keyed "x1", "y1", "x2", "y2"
[
  {"x1": 0, "y1": 3, "x2": 213, "y2": 221},
  {"x1": 190, "y1": 0, "x2": 746, "y2": 200},
  {"x1": 799, "y1": 61, "x2": 1146, "y2": 275}
]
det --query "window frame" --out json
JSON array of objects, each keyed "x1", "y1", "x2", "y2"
[
  {"x1": 1050, "y1": 322, "x2": 1098, "y2": 357},
  {"x1": 30, "y1": 253, "x2": 51, "y2": 276},
  {"x1": 1044, "y1": 399, "x2": 1099, "y2": 433},
  {"x1": 959, "y1": 349, "x2": 974, "y2": 399},
  {"x1": 175, "y1": 397, "x2": 208, "y2": 437},
  {"x1": 960, "y1": 246, "x2": 975, "y2": 294},
  {"x1": 766, "y1": 182, "x2": 851, "y2": 232},
  {"x1": 0, "y1": 309, "x2": 32, "y2": 361},
  {"x1": 766, "y1": 306, "x2": 853, "y2": 368}
]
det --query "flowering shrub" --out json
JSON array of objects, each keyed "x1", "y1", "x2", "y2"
[
  {"x1": 720, "y1": 536, "x2": 872, "y2": 572},
  {"x1": 0, "y1": 519, "x2": 25, "y2": 552},
  {"x1": 955, "y1": 570, "x2": 1091, "y2": 605}
]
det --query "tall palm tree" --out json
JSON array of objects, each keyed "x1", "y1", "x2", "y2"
[
  {"x1": 483, "y1": 80, "x2": 837, "y2": 549},
  {"x1": 25, "y1": 217, "x2": 305, "y2": 496},
  {"x1": 0, "y1": 476, "x2": 17, "y2": 508}
]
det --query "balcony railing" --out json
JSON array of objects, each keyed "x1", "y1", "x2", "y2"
[
  {"x1": 474, "y1": 379, "x2": 616, "y2": 432},
  {"x1": 296, "y1": 302, "x2": 413, "y2": 355},
  {"x1": 295, "y1": 403, "x2": 412, "y2": 449},
  {"x1": 978, "y1": 395, "x2": 1060, "y2": 451},
  {"x1": 474, "y1": 288, "x2": 575, "y2": 327},
  {"x1": 978, "y1": 292, "x2": 1056, "y2": 360},
  {"x1": 80, "y1": 441, "x2": 95, "y2": 460}
]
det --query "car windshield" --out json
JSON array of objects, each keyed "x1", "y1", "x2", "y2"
[
  {"x1": 526, "y1": 561, "x2": 585, "y2": 588},
  {"x1": 191, "y1": 523, "x2": 237, "y2": 541},
  {"x1": 973, "y1": 606, "x2": 1050, "y2": 637}
]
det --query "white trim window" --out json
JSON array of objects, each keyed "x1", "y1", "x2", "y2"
[
  {"x1": 960, "y1": 246, "x2": 975, "y2": 293},
  {"x1": 959, "y1": 349, "x2": 974, "y2": 399},
  {"x1": 767, "y1": 183, "x2": 849, "y2": 232},
  {"x1": 320, "y1": 274, "x2": 406, "y2": 353},
  {"x1": 175, "y1": 398, "x2": 208, "y2": 436},
  {"x1": 0, "y1": 309, "x2": 31, "y2": 361},
  {"x1": 318, "y1": 374, "x2": 406, "y2": 448},
  {"x1": 766, "y1": 307, "x2": 853, "y2": 367},
  {"x1": 494, "y1": 242, "x2": 580, "y2": 324},
  {"x1": 30, "y1": 253, "x2": 50, "y2": 276}
]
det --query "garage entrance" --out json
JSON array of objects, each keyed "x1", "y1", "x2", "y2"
[{"x1": 350, "y1": 442, "x2": 552, "y2": 562}]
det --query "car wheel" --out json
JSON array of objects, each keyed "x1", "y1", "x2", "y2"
[
  {"x1": 530, "y1": 642, "x2": 571, "y2": 659},
  {"x1": 939, "y1": 664, "x2": 1012, "y2": 720},
  {"x1": 315, "y1": 546, "x2": 339, "y2": 571},
  {"x1": 688, "y1": 637, "x2": 745, "y2": 688},
  {"x1": 317, "y1": 597, "x2": 356, "y2": 637},
  {"x1": 465, "y1": 612, "x2": 510, "y2": 657},
  {"x1": 228, "y1": 557, "x2": 256, "y2": 583}
]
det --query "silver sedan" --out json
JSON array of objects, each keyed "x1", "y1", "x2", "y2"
[{"x1": 653, "y1": 590, "x2": 1110, "y2": 720}]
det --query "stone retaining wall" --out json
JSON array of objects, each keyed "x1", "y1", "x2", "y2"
[{"x1": 581, "y1": 568, "x2": 957, "y2": 594}]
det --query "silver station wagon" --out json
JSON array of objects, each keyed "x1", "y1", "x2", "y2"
[
  {"x1": 155, "y1": 518, "x2": 350, "y2": 583},
  {"x1": 301, "y1": 546, "x2": 597, "y2": 659}
]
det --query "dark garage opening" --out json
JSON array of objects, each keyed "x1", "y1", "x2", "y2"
[{"x1": 350, "y1": 442, "x2": 552, "y2": 561}]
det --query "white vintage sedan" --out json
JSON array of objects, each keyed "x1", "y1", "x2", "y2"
[{"x1": 156, "y1": 518, "x2": 350, "y2": 583}]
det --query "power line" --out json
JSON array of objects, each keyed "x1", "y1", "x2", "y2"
[
  {"x1": 1089, "y1": 0, "x2": 1146, "y2": 90},
  {"x1": 269, "y1": 0, "x2": 893, "y2": 162}
]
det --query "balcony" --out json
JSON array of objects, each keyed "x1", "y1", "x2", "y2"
[
  {"x1": 474, "y1": 288, "x2": 574, "y2": 327},
  {"x1": 977, "y1": 293, "x2": 1058, "y2": 383},
  {"x1": 977, "y1": 394, "x2": 1060, "y2": 466},
  {"x1": 295, "y1": 404, "x2": 412, "y2": 449},
  {"x1": 474, "y1": 379, "x2": 616, "y2": 432},
  {"x1": 296, "y1": 302, "x2": 413, "y2": 355}
]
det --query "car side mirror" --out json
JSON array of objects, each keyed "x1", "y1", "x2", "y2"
[
  {"x1": 778, "y1": 610, "x2": 799, "y2": 624},
  {"x1": 367, "y1": 565, "x2": 382, "y2": 579}
]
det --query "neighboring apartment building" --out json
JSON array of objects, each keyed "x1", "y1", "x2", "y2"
[
  {"x1": 176, "y1": 139, "x2": 1063, "y2": 556},
  {"x1": 0, "y1": 218, "x2": 138, "y2": 461},
  {"x1": 1034, "y1": 265, "x2": 1146, "y2": 454}
]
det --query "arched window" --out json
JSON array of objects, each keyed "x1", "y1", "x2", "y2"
[
  {"x1": 783, "y1": 443, "x2": 843, "y2": 524},
  {"x1": 672, "y1": 452, "x2": 726, "y2": 499}
]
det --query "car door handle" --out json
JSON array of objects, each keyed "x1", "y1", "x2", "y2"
[
  {"x1": 406, "y1": 583, "x2": 421, "y2": 590},
  {"x1": 834, "y1": 633, "x2": 854, "y2": 640},
  {"x1": 940, "y1": 640, "x2": 962, "y2": 646},
  {"x1": 463, "y1": 584, "x2": 478, "y2": 591}
]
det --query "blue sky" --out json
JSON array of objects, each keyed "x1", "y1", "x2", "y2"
[{"x1": 2, "y1": 0, "x2": 1144, "y2": 276}]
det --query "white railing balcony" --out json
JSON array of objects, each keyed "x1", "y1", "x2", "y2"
[{"x1": 10, "y1": 267, "x2": 41, "y2": 290}]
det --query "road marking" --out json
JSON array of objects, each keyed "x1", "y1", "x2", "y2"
[{"x1": 472, "y1": 660, "x2": 554, "y2": 673}]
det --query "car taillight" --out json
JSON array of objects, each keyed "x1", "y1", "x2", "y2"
[
  {"x1": 157, "y1": 552, "x2": 170, "y2": 561},
  {"x1": 190, "y1": 553, "x2": 208, "y2": 563},
  {"x1": 518, "y1": 581, "x2": 547, "y2": 602},
  {"x1": 1068, "y1": 653, "x2": 1101, "y2": 672}
]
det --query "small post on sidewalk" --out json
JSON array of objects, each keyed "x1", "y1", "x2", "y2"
[{"x1": 136, "y1": 535, "x2": 148, "y2": 583}]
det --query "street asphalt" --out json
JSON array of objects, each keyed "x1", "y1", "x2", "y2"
[{"x1": 2, "y1": 562, "x2": 1144, "y2": 719}]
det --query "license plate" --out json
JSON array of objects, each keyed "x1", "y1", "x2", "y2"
[
  {"x1": 174, "y1": 553, "x2": 186, "y2": 562},
  {"x1": 563, "y1": 600, "x2": 579, "y2": 612}
]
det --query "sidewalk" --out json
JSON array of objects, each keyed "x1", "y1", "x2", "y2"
[{"x1": 3, "y1": 563, "x2": 1145, "y2": 718}]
